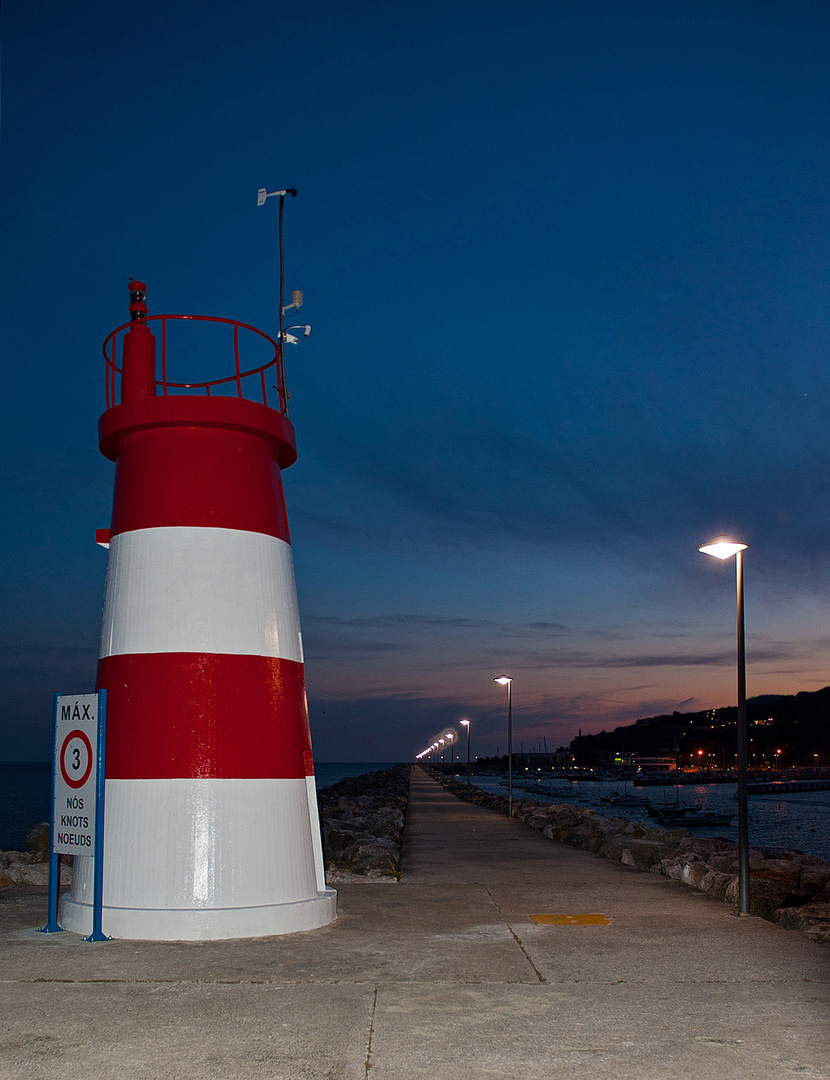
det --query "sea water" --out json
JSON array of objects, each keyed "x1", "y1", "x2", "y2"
[{"x1": 472, "y1": 773, "x2": 830, "y2": 864}]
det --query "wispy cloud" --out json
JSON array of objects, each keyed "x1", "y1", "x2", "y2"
[{"x1": 307, "y1": 614, "x2": 495, "y2": 629}]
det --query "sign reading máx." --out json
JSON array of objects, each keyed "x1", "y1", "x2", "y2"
[{"x1": 52, "y1": 694, "x2": 100, "y2": 854}]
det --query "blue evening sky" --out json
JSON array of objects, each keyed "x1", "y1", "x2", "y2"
[{"x1": 2, "y1": 0, "x2": 830, "y2": 760}]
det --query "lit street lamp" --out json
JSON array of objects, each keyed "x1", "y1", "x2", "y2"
[
  {"x1": 460, "y1": 719, "x2": 471, "y2": 801},
  {"x1": 698, "y1": 537, "x2": 751, "y2": 916},
  {"x1": 445, "y1": 732, "x2": 454, "y2": 776},
  {"x1": 439, "y1": 738, "x2": 445, "y2": 768},
  {"x1": 494, "y1": 675, "x2": 513, "y2": 816}
]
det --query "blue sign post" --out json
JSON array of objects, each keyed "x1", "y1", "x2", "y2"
[
  {"x1": 86, "y1": 690, "x2": 108, "y2": 942},
  {"x1": 40, "y1": 693, "x2": 64, "y2": 934},
  {"x1": 40, "y1": 690, "x2": 109, "y2": 940}
]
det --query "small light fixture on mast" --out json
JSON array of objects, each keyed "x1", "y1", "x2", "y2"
[{"x1": 280, "y1": 325, "x2": 311, "y2": 346}]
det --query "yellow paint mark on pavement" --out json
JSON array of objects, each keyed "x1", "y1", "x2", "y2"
[{"x1": 531, "y1": 913, "x2": 610, "y2": 926}]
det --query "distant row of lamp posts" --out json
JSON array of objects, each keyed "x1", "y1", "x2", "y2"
[
  {"x1": 413, "y1": 535, "x2": 751, "y2": 915},
  {"x1": 415, "y1": 677, "x2": 511, "y2": 811},
  {"x1": 414, "y1": 720, "x2": 473, "y2": 801}
]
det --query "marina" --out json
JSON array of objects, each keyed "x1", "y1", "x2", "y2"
[{"x1": 473, "y1": 770, "x2": 830, "y2": 863}]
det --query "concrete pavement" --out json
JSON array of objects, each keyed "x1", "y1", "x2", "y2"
[{"x1": 0, "y1": 766, "x2": 828, "y2": 1079}]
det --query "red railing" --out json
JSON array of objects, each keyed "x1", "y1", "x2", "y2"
[{"x1": 103, "y1": 314, "x2": 286, "y2": 414}]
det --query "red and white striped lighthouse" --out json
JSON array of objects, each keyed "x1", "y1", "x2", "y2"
[{"x1": 61, "y1": 282, "x2": 336, "y2": 939}]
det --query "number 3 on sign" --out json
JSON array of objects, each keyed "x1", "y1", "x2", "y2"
[{"x1": 60, "y1": 730, "x2": 94, "y2": 789}]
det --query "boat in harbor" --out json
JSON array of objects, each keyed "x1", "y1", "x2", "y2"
[
  {"x1": 650, "y1": 779, "x2": 733, "y2": 826},
  {"x1": 599, "y1": 779, "x2": 652, "y2": 808},
  {"x1": 645, "y1": 776, "x2": 733, "y2": 826},
  {"x1": 654, "y1": 806, "x2": 734, "y2": 827},
  {"x1": 545, "y1": 781, "x2": 590, "y2": 802},
  {"x1": 604, "y1": 793, "x2": 652, "y2": 808}
]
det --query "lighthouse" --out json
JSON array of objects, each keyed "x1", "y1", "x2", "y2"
[{"x1": 60, "y1": 282, "x2": 336, "y2": 940}]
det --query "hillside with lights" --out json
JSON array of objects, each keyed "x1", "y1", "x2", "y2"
[{"x1": 569, "y1": 687, "x2": 830, "y2": 771}]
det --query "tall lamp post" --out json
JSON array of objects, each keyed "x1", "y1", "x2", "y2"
[
  {"x1": 698, "y1": 537, "x2": 751, "y2": 916},
  {"x1": 445, "y1": 732, "x2": 454, "y2": 776},
  {"x1": 494, "y1": 675, "x2": 513, "y2": 816},
  {"x1": 460, "y1": 719, "x2": 471, "y2": 801},
  {"x1": 439, "y1": 738, "x2": 445, "y2": 769}
]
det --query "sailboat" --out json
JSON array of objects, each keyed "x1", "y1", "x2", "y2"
[
  {"x1": 600, "y1": 778, "x2": 651, "y2": 808},
  {"x1": 656, "y1": 805, "x2": 734, "y2": 827},
  {"x1": 651, "y1": 777, "x2": 733, "y2": 827}
]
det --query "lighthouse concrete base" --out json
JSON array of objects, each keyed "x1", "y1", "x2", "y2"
[
  {"x1": 60, "y1": 888, "x2": 337, "y2": 941},
  {"x1": 58, "y1": 777, "x2": 336, "y2": 940}
]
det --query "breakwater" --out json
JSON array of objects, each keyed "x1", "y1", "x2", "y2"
[
  {"x1": 0, "y1": 765, "x2": 412, "y2": 892},
  {"x1": 317, "y1": 764, "x2": 410, "y2": 879},
  {"x1": 748, "y1": 779, "x2": 830, "y2": 794},
  {"x1": 429, "y1": 769, "x2": 830, "y2": 945},
  {"x1": 0, "y1": 823, "x2": 66, "y2": 888}
]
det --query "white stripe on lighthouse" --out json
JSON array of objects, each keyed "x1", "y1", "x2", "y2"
[
  {"x1": 99, "y1": 526, "x2": 304, "y2": 662},
  {"x1": 61, "y1": 777, "x2": 335, "y2": 940}
]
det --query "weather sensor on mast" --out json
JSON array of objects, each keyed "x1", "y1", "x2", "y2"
[{"x1": 257, "y1": 186, "x2": 297, "y2": 205}]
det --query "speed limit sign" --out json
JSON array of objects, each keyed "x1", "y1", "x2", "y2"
[
  {"x1": 60, "y1": 729, "x2": 94, "y2": 789},
  {"x1": 52, "y1": 694, "x2": 100, "y2": 854},
  {"x1": 44, "y1": 690, "x2": 108, "y2": 940}
]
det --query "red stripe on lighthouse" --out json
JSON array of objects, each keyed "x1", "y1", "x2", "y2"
[
  {"x1": 97, "y1": 653, "x2": 313, "y2": 780},
  {"x1": 99, "y1": 396, "x2": 297, "y2": 540}
]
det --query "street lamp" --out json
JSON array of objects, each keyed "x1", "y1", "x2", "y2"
[
  {"x1": 439, "y1": 738, "x2": 445, "y2": 768},
  {"x1": 445, "y1": 732, "x2": 454, "y2": 776},
  {"x1": 698, "y1": 536, "x2": 751, "y2": 916},
  {"x1": 460, "y1": 719, "x2": 471, "y2": 801},
  {"x1": 494, "y1": 675, "x2": 513, "y2": 816}
]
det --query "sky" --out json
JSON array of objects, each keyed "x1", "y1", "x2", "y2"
[{"x1": 2, "y1": 0, "x2": 830, "y2": 762}]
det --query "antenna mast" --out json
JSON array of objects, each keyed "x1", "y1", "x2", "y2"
[{"x1": 256, "y1": 186, "x2": 299, "y2": 415}]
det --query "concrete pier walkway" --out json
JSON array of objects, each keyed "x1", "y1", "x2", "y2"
[{"x1": 1, "y1": 766, "x2": 828, "y2": 1079}]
